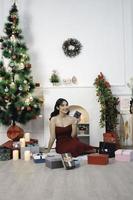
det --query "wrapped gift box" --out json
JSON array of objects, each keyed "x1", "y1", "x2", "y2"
[
  {"x1": 20, "y1": 144, "x2": 39, "y2": 159},
  {"x1": 115, "y1": 149, "x2": 133, "y2": 162},
  {"x1": 0, "y1": 147, "x2": 12, "y2": 161},
  {"x1": 33, "y1": 153, "x2": 46, "y2": 163},
  {"x1": 73, "y1": 159, "x2": 80, "y2": 168},
  {"x1": 87, "y1": 153, "x2": 109, "y2": 165},
  {"x1": 61, "y1": 153, "x2": 75, "y2": 170},
  {"x1": 1, "y1": 141, "x2": 21, "y2": 159},
  {"x1": 26, "y1": 138, "x2": 38, "y2": 146},
  {"x1": 99, "y1": 141, "x2": 116, "y2": 158},
  {"x1": 45, "y1": 154, "x2": 64, "y2": 169}
]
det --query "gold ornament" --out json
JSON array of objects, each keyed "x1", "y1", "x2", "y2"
[{"x1": 10, "y1": 82, "x2": 15, "y2": 88}]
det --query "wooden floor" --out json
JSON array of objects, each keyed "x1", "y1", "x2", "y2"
[{"x1": 0, "y1": 157, "x2": 133, "y2": 200}]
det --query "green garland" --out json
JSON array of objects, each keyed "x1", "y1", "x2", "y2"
[{"x1": 62, "y1": 38, "x2": 82, "y2": 57}]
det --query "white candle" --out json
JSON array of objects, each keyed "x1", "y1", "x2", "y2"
[
  {"x1": 24, "y1": 150, "x2": 31, "y2": 161},
  {"x1": 19, "y1": 138, "x2": 25, "y2": 147},
  {"x1": 13, "y1": 150, "x2": 19, "y2": 160},
  {"x1": 24, "y1": 132, "x2": 30, "y2": 142}
]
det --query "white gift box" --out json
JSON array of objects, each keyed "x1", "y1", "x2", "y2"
[{"x1": 115, "y1": 149, "x2": 133, "y2": 162}]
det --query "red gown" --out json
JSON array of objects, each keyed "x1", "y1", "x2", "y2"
[{"x1": 55, "y1": 124, "x2": 94, "y2": 157}]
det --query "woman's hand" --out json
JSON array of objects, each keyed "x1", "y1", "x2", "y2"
[{"x1": 73, "y1": 117, "x2": 81, "y2": 124}]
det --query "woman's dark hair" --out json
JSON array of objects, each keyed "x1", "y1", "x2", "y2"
[{"x1": 49, "y1": 98, "x2": 69, "y2": 120}]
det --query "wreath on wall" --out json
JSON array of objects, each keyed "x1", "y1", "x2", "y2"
[{"x1": 62, "y1": 38, "x2": 82, "y2": 57}]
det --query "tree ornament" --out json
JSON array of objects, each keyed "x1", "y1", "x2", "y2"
[
  {"x1": 5, "y1": 87, "x2": 9, "y2": 92},
  {"x1": 16, "y1": 107, "x2": 20, "y2": 111},
  {"x1": 24, "y1": 85, "x2": 30, "y2": 91},
  {"x1": 10, "y1": 82, "x2": 15, "y2": 88},
  {"x1": 18, "y1": 86, "x2": 22, "y2": 91},
  {"x1": 12, "y1": 55, "x2": 16, "y2": 60},
  {"x1": 25, "y1": 63, "x2": 31, "y2": 69},
  {"x1": 29, "y1": 96, "x2": 33, "y2": 101},
  {"x1": 25, "y1": 98, "x2": 30, "y2": 105},
  {"x1": 10, "y1": 34, "x2": 16, "y2": 42},
  {"x1": 9, "y1": 61, "x2": 14, "y2": 67},
  {"x1": 21, "y1": 106, "x2": 25, "y2": 110},
  {"x1": 27, "y1": 106, "x2": 32, "y2": 111},
  {"x1": 19, "y1": 63, "x2": 24, "y2": 69},
  {"x1": 62, "y1": 38, "x2": 82, "y2": 57},
  {"x1": 23, "y1": 80, "x2": 27, "y2": 84}
]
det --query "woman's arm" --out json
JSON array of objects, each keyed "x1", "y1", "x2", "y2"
[
  {"x1": 46, "y1": 117, "x2": 56, "y2": 153},
  {"x1": 71, "y1": 117, "x2": 78, "y2": 138}
]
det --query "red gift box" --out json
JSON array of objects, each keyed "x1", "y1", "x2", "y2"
[{"x1": 87, "y1": 153, "x2": 109, "y2": 165}]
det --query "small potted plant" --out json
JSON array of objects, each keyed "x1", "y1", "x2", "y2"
[
  {"x1": 50, "y1": 70, "x2": 60, "y2": 86},
  {"x1": 94, "y1": 72, "x2": 119, "y2": 143}
]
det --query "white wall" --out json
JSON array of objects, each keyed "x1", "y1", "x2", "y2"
[{"x1": 0, "y1": 0, "x2": 133, "y2": 147}]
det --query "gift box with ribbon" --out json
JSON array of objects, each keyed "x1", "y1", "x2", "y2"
[
  {"x1": 32, "y1": 153, "x2": 46, "y2": 163},
  {"x1": 115, "y1": 149, "x2": 133, "y2": 162},
  {"x1": 0, "y1": 147, "x2": 12, "y2": 161}
]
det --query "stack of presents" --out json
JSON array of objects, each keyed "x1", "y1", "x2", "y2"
[
  {"x1": 0, "y1": 132, "x2": 80, "y2": 170},
  {"x1": 88, "y1": 132, "x2": 133, "y2": 165},
  {"x1": 0, "y1": 132, "x2": 39, "y2": 161},
  {"x1": 0, "y1": 132, "x2": 133, "y2": 170}
]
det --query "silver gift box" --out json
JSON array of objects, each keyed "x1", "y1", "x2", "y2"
[{"x1": 45, "y1": 154, "x2": 63, "y2": 169}]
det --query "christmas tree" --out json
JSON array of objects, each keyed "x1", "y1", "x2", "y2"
[{"x1": 0, "y1": 2, "x2": 42, "y2": 127}]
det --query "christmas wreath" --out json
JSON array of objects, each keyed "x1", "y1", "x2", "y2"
[{"x1": 62, "y1": 38, "x2": 82, "y2": 57}]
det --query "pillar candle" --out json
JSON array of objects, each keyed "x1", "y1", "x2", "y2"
[
  {"x1": 13, "y1": 150, "x2": 19, "y2": 161},
  {"x1": 24, "y1": 132, "x2": 30, "y2": 142},
  {"x1": 24, "y1": 150, "x2": 31, "y2": 161},
  {"x1": 19, "y1": 138, "x2": 25, "y2": 147}
]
